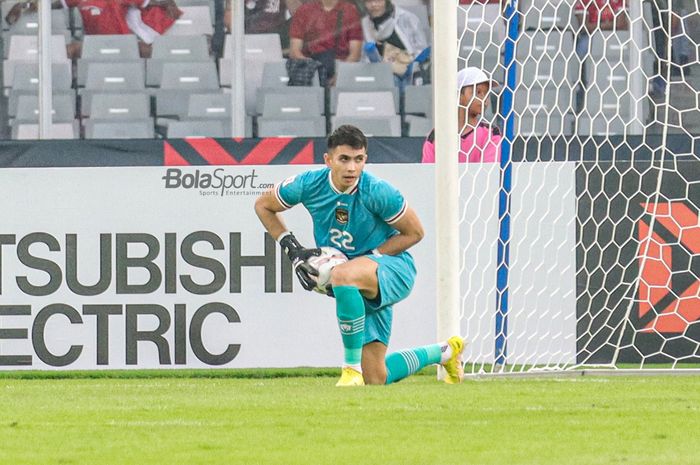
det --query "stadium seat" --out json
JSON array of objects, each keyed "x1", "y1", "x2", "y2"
[
  {"x1": 331, "y1": 116, "x2": 401, "y2": 137},
  {"x1": 13, "y1": 93, "x2": 75, "y2": 122},
  {"x1": 154, "y1": 61, "x2": 220, "y2": 118},
  {"x1": 84, "y1": 120, "x2": 155, "y2": 139},
  {"x1": 404, "y1": 84, "x2": 432, "y2": 118},
  {"x1": 85, "y1": 92, "x2": 150, "y2": 119},
  {"x1": 3, "y1": 34, "x2": 68, "y2": 86},
  {"x1": 257, "y1": 118, "x2": 326, "y2": 137},
  {"x1": 260, "y1": 93, "x2": 324, "y2": 120},
  {"x1": 174, "y1": 0, "x2": 216, "y2": 24},
  {"x1": 164, "y1": 6, "x2": 213, "y2": 36},
  {"x1": 159, "y1": 92, "x2": 234, "y2": 137},
  {"x1": 335, "y1": 62, "x2": 394, "y2": 90},
  {"x1": 517, "y1": 113, "x2": 574, "y2": 136},
  {"x1": 259, "y1": 60, "x2": 321, "y2": 88},
  {"x1": 255, "y1": 86, "x2": 325, "y2": 117},
  {"x1": 3, "y1": 9, "x2": 69, "y2": 34},
  {"x1": 588, "y1": 30, "x2": 632, "y2": 61},
  {"x1": 520, "y1": 0, "x2": 575, "y2": 31},
  {"x1": 11, "y1": 121, "x2": 78, "y2": 139},
  {"x1": 336, "y1": 91, "x2": 397, "y2": 117},
  {"x1": 584, "y1": 59, "x2": 631, "y2": 93},
  {"x1": 406, "y1": 116, "x2": 433, "y2": 137},
  {"x1": 166, "y1": 119, "x2": 226, "y2": 138},
  {"x1": 575, "y1": 114, "x2": 631, "y2": 136},
  {"x1": 79, "y1": 62, "x2": 147, "y2": 117},
  {"x1": 77, "y1": 35, "x2": 142, "y2": 86},
  {"x1": 147, "y1": 34, "x2": 210, "y2": 86},
  {"x1": 186, "y1": 93, "x2": 232, "y2": 119},
  {"x1": 459, "y1": 31, "x2": 502, "y2": 77},
  {"x1": 457, "y1": 3, "x2": 505, "y2": 43},
  {"x1": 244, "y1": 33, "x2": 283, "y2": 61},
  {"x1": 6, "y1": 61, "x2": 73, "y2": 109}
]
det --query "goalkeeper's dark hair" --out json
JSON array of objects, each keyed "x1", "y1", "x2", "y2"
[{"x1": 327, "y1": 125, "x2": 367, "y2": 151}]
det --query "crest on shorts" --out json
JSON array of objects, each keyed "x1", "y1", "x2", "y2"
[{"x1": 335, "y1": 208, "x2": 349, "y2": 224}]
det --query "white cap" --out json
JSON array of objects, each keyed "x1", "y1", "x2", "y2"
[{"x1": 457, "y1": 67, "x2": 499, "y2": 91}]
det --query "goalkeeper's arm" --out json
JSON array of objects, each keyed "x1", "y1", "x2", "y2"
[
  {"x1": 254, "y1": 190, "x2": 321, "y2": 290},
  {"x1": 374, "y1": 207, "x2": 424, "y2": 256}
]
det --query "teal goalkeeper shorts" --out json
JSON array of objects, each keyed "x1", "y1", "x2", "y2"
[{"x1": 361, "y1": 251, "x2": 417, "y2": 346}]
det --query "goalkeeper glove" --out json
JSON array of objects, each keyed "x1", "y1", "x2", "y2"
[{"x1": 278, "y1": 232, "x2": 321, "y2": 291}]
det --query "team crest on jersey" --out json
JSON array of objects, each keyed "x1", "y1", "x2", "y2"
[{"x1": 335, "y1": 208, "x2": 349, "y2": 224}]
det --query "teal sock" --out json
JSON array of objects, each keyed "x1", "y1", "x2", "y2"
[
  {"x1": 333, "y1": 285, "x2": 366, "y2": 367},
  {"x1": 385, "y1": 344, "x2": 442, "y2": 384}
]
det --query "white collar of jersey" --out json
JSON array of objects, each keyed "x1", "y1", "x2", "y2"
[{"x1": 328, "y1": 170, "x2": 359, "y2": 195}]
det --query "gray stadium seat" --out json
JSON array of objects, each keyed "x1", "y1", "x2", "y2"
[
  {"x1": 258, "y1": 118, "x2": 326, "y2": 137},
  {"x1": 244, "y1": 33, "x2": 283, "y2": 61},
  {"x1": 154, "y1": 61, "x2": 220, "y2": 117},
  {"x1": 147, "y1": 34, "x2": 210, "y2": 86},
  {"x1": 336, "y1": 91, "x2": 397, "y2": 117},
  {"x1": 404, "y1": 84, "x2": 432, "y2": 118},
  {"x1": 76, "y1": 35, "x2": 141, "y2": 86},
  {"x1": 335, "y1": 62, "x2": 395, "y2": 90},
  {"x1": 164, "y1": 6, "x2": 213, "y2": 36},
  {"x1": 6, "y1": 62, "x2": 73, "y2": 114},
  {"x1": 260, "y1": 60, "x2": 320, "y2": 88},
  {"x1": 13, "y1": 93, "x2": 75, "y2": 122},
  {"x1": 584, "y1": 59, "x2": 631, "y2": 92},
  {"x1": 332, "y1": 116, "x2": 401, "y2": 137},
  {"x1": 255, "y1": 86, "x2": 325, "y2": 116},
  {"x1": 457, "y1": 3, "x2": 504, "y2": 42},
  {"x1": 517, "y1": 113, "x2": 574, "y2": 136},
  {"x1": 79, "y1": 62, "x2": 146, "y2": 116},
  {"x1": 11, "y1": 121, "x2": 78, "y2": 139},
  {"x1": 83, "y1": 61, "x2": 146, "y2": 90},
  {"x1": 520, "y1": 0, "x2": 575, "y2": 31},
  {"x1": 186, "y1": 93, "x2": 232, "y2": 119},
  {"x1": 3, "y1": 34, "x2": 68, "y2": 86},
  {"x1": 166, "y1": 120, "x2": 226, "y2": 138},
  {"x1": 459, "y1": 31, "x2": 501, "y2": 75},
  {"x1": 575, "y1": 114, "x2": 633, "y2": 136},
  {"x1": 261, "y1": 93, "x2": 324, "y2": 119},
  {"x1": 84, "y1": 120, "x2": 155, "y2": 139},
  {"x1": 329, "y1": 88, "x2": 400, "y2": 115},
  {"x1": 516, "y1": 30, "x2": 575, "y2": 60},
  {"x1": 588, "y1": 30, "x2": 632, "y2": 61},
  {"x1": 86, "y1": 92, "x2": 150, "y2": 119},
  {"x1": 407, "y1": 116, "x2": 433, "y2": 137}
]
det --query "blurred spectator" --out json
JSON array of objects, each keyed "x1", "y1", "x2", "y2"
[
  {"x1": 361, "y1": 0, "x2": 428, "y2": 87},
  {"x1": 422, "y1": 67, "x2": 501, "y2": 163},
  {"x1": 5, "y1": 0, "x2": 180, "y2": 58},
  {"x1": 224, "y1": 0, "x2": 305, "y2": 52},
  {"x1": 289, "y1": 0, "x2": 363, "y2": 84},
  {"x1": 126, "y1": 1, "x2": 183, "y2": 58},
  {"x1": 574, "y1": 0, "x2": 629, "y2": 58}
]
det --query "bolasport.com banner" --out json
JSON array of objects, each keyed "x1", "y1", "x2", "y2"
[{"x1": 0, "y1": 165, "x2": 438, "y2": 370}]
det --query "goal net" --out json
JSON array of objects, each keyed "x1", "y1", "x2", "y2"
[{"x1": 453, "y1": 0, "x2": 699, "y2": 374}]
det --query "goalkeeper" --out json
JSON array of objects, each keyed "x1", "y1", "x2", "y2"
[{"x1": 254, "y1": 124, "x2": 465, "y2": 387}]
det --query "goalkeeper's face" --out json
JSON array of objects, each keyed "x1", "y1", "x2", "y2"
[{"x1": 324, "y1": 145, "x2": 368, "y2": 191}]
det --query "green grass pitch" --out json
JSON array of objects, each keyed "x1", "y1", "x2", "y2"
[{"x1": 1, "y1": 369, "x2": 698, "y2": 465}]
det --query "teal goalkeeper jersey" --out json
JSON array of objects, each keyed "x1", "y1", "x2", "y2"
[{"x1": 275, "y1": 168, "x2": 408, "y2": 259}]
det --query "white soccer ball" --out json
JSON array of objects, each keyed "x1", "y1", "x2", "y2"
[{"x1": 307, "y1": 247, "x2": 348, "y2": 294}]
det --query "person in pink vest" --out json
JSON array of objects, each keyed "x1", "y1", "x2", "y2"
[{"x1": 421, "y1": 67, "x2": 501, "y2": 163}]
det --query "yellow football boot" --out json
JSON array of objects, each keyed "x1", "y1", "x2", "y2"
[
  {"x1": 443, "y1": 336, "x2": 466, "y2": 384},
  {"x1": 335, "y1": 367, "x2": 365, "y2": 387}
]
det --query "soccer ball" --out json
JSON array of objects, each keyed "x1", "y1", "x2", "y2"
[{"x1": 307, "y1": 247, "x2": 348, "y2": 294}]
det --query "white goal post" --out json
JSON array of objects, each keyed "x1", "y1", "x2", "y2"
[{"x1": 433, "y1": 0, "x2": 700, "y2": 375}]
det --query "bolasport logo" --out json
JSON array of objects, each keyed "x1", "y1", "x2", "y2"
[{"x1": 162, "y1": 168, "x2": 275, "y2": 197}]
